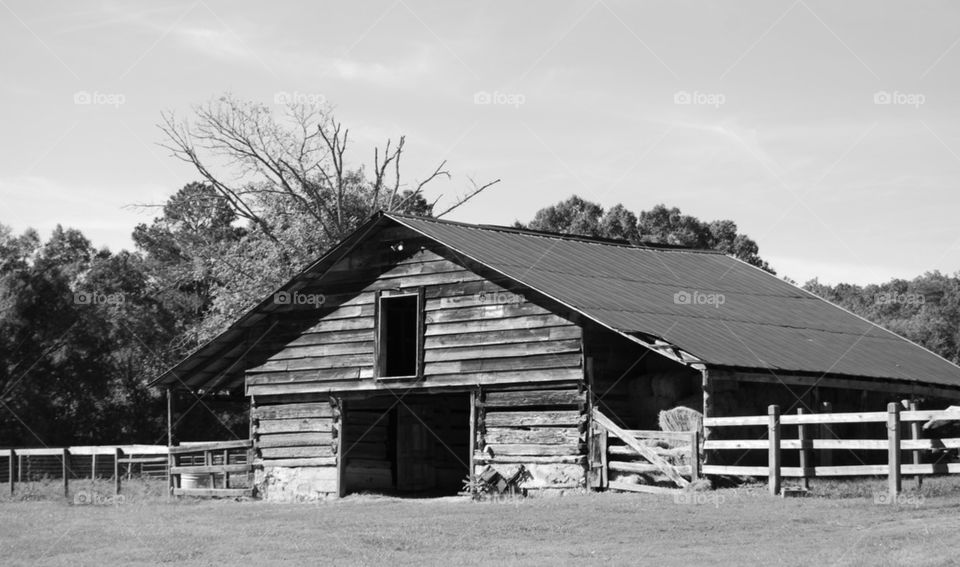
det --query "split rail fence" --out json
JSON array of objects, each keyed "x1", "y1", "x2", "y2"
[{"x1": 702, "y1": 403, "x2": 960, "y2": 499}]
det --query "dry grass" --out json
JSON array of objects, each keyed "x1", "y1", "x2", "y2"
[{"x1": 1, "y1": 479, "x2": 959, "y2": 566}]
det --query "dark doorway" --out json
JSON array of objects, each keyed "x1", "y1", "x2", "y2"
[{"x1": 342, "y1": 393, "x2": 470, "y2": 496}]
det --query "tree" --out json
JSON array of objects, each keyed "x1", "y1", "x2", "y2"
[
  {"x1": 158, "y1": 95, "x2": 499, "y2": 341},
  {"x1": 520, "y1": 196, "x2": 773, "y2": 271}
]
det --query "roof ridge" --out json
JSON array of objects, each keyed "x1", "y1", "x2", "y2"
[{"x1": 384, "y1": 212, "x2": 723, "y2": 255}]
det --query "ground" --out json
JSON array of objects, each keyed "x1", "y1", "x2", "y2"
[{"x1": 1, "y1": 479, "x2": 960, "y2": 566}]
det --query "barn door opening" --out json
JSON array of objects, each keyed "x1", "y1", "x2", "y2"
[{"x1": 341, "y1": 393, "x2": 470, "y2": 496}]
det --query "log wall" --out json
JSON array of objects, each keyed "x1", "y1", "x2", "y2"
[
  {"x1": 251, "y1": 393, "x2": 339, "y2": 500},
  {"x1": 475, "y1": 384, "x2": 588, "y2": 493}
]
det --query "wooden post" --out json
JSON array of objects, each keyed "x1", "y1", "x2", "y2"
[
  {"x1": 62, "y1": 448, "x2": 70, "y2": 498},
  {"x1": 768, "y1": 405, "x2": 781, "y2": 496},
  {"x1": 820, "y1": 401, "x2": 833, "y2": 467},
  {"x1": 468, "y1": 389, "x2": 477, "y2": 491},
  {"x1": 336, "y1": 397, "x2": 347, "y2": 498},
  {"x1": 8, "y1": 449, "x2": 14, "y2": 496},
  {"x1": 689, "y1": 430, "x2": 700, "y2": 482},
  {"x1": 701, "y1": 367, "x2": 714, "y2": 466},
  {"x1": 17, "y1": 452, "x2": 22, "y2": 483},
  {"x1": 909, "y1": 400, "x2": 922, "y2": 489},
  {"x1": 598, "y1": 427, "x2": 608, "y2": 489},
  {"x1": 797, "y1": 408, "x2": 810, "y2": 490},
  {"x1": 887, "y1": 402, "x2": 901, "y2": 500},
  {"x1": 114, "y1": 448, "x2": 122, "y2": 496},
  {"x1": 166, "y1": 388, "x2": 174, "y2": 499},
  {"x1": 223, "y1": 449, "x2": 230, "y2": 489},
  {"x1": 205, "y1": 450, "x2": 214, "y2": 488},
  {"x1": 91, "y1": 451, "x2": 97, "y2": 482}
]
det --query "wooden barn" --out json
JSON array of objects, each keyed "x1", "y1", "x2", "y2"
[{"x1": 152, "y1": 212, "x2": 960, "y2": 500}]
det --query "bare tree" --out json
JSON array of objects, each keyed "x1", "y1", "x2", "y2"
[{"x1": 159, "y1": 95, "x2": 499, "y2": 247}]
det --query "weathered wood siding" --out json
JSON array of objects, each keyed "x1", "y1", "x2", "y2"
[
  {"x1": 475, "y1": 385, "x2": 587, "y2": 492},
  {"x1": 245, "y1": 235, "x2": 583, "y2": 397},
  {"x1": 251, "y1": 394, "x2": 339, "y2": 498}
]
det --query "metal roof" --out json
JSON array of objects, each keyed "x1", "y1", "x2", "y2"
[
  {"x1": 152, "y1": 212, "x2": 960, "y2": 391},
  {"x1": 389, "y1": 214, "x2": 960, "y2": 388}
]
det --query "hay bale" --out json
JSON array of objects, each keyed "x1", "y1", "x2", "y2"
[{"x1": 658, "y1": 406, "x2": 703, "y2": 433}]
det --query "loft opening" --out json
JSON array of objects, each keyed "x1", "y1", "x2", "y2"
[{"x1": 377, "y1": 291, "x2": 422, "y2": 378}]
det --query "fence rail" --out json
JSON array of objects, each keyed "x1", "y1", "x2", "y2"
[
  {"x1": 590, "y1": 409, "x2": 697, "y2": 494},
  {"x1": 702, "y1": 404, "x2": 960, "y2": 498},
  {"x1": 2, "y1": 441, "x2": 253, "y2": 499},
  {"x1": 168, "y1": 440, "x2": 254, "y2": 499}
]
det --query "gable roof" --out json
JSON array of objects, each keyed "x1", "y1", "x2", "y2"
[{"x1": 152, "y1": 212, "x2": 960, "y2": 392}]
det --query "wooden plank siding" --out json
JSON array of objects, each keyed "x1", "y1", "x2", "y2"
[{"x1": 244, "y1": 239, "x2": 584, "y2": 397}]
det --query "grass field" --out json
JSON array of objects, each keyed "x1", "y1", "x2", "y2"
[{"x1": 2, "y1": 478, "x2": 960, "y2": 566}]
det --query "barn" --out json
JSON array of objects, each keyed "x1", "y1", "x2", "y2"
[{"x1": 151, "y1": 212, "x2": 960, "y2": 500}]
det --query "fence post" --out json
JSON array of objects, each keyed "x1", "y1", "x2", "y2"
[
  {"x1": 689, "y1": 430, "x2": 700, "y2": 482},
  {"x1": 909, "y1": 400, "x2": 922, "y2": 489},
  {"x1": 62, "y1": 448, "x2": 70, "y2": 499},
  {"x1": 768, "y1": 405, "x2": 781, "y2": 496},
  {"x1": 820, "y1": 401, "x2": 833, "y2": 467},
  {"x1": 114, "y1": 448, "x2": 122, "y2": 496},
  {"x1": 797, "y1": 408, "x2": 809, "y2": 490},
  {"x1": 8, "y1": 449, "x2": 14, "y2": 496},
  {"x1": 887, "y1": 402, "x2": 901, "y2": 500},
  {"x1": 91, "y1": 451, "x2": 97, "y2": 482}
]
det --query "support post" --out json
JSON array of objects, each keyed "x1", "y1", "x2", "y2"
[
  {"x1": 8, "y1": 449, "x2": 14, "y2": 496},
  {"x1": 887, "y1": 402, "x2": 901, "y2": 500},
  {"x1": 468, "y1": 388, "x2": 477, "y2": 490},
  {"x1": 701, "y1": 367, "x2": 714, "y2": 467},
  {"x1": 114, "y1": 448, "x2": 122, "y2": 496},
  {"x1": 768, "y1": 405, "x2": 781, "y2": 496},
  {"x1": 689, "y1": 430, "x2": 700, "y2": 482},
  {"x1": 166, "y1": 387, "x2": 174, "y2": 500},
  {"x1": 91, "y1": 452, "x2": 97, "y2": 482},
  {"x1": 336, "y1": 397, "x2": 347, "y2": 498},
  {"x1": 909, "y1": 400, "x2": 922, "y2": 489},
  {"x1": 62, "y1": 448, "x2": 70, "y2": 499},
  {"x1": 797, "y1": 408, "x2": 810, "y2": 490},
  {"x1": 598, "y1": 427, "x2": 608, "y2": 489}
]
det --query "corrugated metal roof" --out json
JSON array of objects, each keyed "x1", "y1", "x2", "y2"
[
  {"x1": 153, "y1": 212, "x2": 960, "y2": 391},
  {"x1": 389, "y1": 214, "x2": 960, "y2": 387}
]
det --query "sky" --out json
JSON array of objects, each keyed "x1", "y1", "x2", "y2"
[{"x1": 1, "y1": 0, "x2": 959, "y2": 285}]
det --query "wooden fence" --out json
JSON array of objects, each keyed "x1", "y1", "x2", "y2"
[
  {"x1": 168, "y1": 440, "x2": 254, "y2": 499},
  {"x1": 591, "y1": 409, "x2": 698, "y2": 494},
  {"x1": 702, "y1": 403, "x2": 960, "y2": 498},
  {"x1": 2, "y1": 441, "x2": 254, "y2": 499}
]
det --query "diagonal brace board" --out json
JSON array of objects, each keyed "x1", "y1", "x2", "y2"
[{"x1": 592, "y1": 409, "x2": 690, "y2": 488}]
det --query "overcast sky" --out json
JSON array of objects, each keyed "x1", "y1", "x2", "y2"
[{"x1": 1, "y1": 1, "x2": 958, "y2": 285}]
